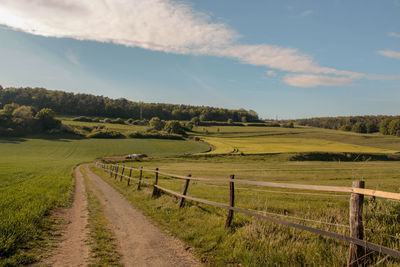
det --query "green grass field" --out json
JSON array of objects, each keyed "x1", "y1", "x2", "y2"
[
  {"x1": 1, "y1": 122, "x2": 400, "y2": 266},
  {"x1": 192, "y1": 125, "x2": 400, "y2": 154},
  {"x1": 88, "y1": 124, "x2": 400, "y2": 266},
  {"x1": 0, "y1": 135, "x2": 208, "y2": 265},
  {"x1": 94, "y1": 154, "x2": 400, "y2": 266}
]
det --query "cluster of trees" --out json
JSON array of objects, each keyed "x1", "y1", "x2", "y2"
[
  {"x1": 0, "y1": 86, "x2": 259, "y2": 122},
  {"x1": 294, "y1": 115, "x2": 400, "y2": 134},
  {"x1": 379, "y1": 118, "x2": 400, "y2": 136},
  {"x1": 0, "y1": 103, "x2": 62, "y2": 136}
]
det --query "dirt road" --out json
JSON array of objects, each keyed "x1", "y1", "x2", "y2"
[
  {"x1": 83, "y1": 165, "x2": 200, "y2": 266},
  {"x1": 44, "y1": 166, "x2": 90, "y2": 266},
  {"x1": 46, "y1": 164, "x2": 200, "y2": 266}
]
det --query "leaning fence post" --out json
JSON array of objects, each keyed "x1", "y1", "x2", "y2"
[
  {"x1": 152, "y1": 168, "x2": 160, "y2": 198},
  {"x1": 225, "y1": 174, "x2": 235, "y2": 229},
  {"x1": 120, "y1": 166, "x2": 125, "y2": 182},
  {"x1": 179, "y1": 174, "x2": 191, "y2": 208},
  {"x1": 137, "y1": 167, "x2": 143, "y2": 190},
  {"x1": 348, "y1": 180, "x2": 365, "y2": 267},
  {"x1": 127, "y1": 168, "x2": 132, "y2": 186},
  {"x1": 114, "y1": 165, "x2": 119, "y2": 179}
]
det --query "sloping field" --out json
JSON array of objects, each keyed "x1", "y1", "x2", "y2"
[
  {"x1": 195, "y1": 126, "x2": 400, "y2": 154},
  {"x1": 202, "y1": 136, "x2": 397, "y2": 154},
  {"x1": 0, "y1": 136, "x2": 208, "y2": 265}
]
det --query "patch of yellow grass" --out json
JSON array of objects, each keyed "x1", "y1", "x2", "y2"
[{"x1": 202, "y1": 136, "x2": 397, "y2": 154}]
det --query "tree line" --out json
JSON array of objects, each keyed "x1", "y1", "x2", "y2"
[
  {"x1": 292, "y1": 116, "x2": 400, "y2": 136},
  {"x1": 0, "y1": 86, "x2": 259, "y2": 122}
]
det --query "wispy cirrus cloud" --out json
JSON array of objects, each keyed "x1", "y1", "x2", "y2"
[
  {"x1": 388, "y1": 32, "x2": 400, "y2": 38},
  {"x1": 283, "y1": 74, "x2": 353, "y2": 88},
  {"x1": 0, "y1": 0, "x2": 394, "y2": 88},
  {"x1": 378, "y1": 50, "x2": 400, "y2": 60}
]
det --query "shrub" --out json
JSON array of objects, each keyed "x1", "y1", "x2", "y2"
[
  {"x1": 72, "y1": 116, "x2": 92, "y2": 122},
  {"x1": 35, "y1": 108, "x2": 61, "y2": 131},
  {"x1": 86, "y1": 130, "x2": 125, "y2": 138},
  {"x1": 149, "y1": 117, "x2": 165, "y2": 131},
  {"x1": 110, "y1": 118, "x2": 125, "y2": 124},
  {"x1": 103, "y1": 118, "x2": 111, "y2": 123},
  {"x1": 127, "y1": 131, "x2": 184, "y2": 140},
  {"x1": 164, "y1": 120, "x2": 186, "y2": 135}
]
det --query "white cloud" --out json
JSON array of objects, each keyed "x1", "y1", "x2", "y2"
[
  {"x1": 283, "y1": 74, "x2": 353, "y2": 88},
  {"x1": 266, "y1": 70, "x2": 277, "y2": 77},
  {"x1": 0, "y1": 0, "x2": 393, "y2": 88},
  {"x1": 378, "y1": 50, "x2": 400, "y2": 60},
  {"x1": 388, "y1": 32, "x2": 400, "y2": 38}
]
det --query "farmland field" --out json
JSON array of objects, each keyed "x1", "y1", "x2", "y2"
[
  {"x1": 0, "y1": 135, "x2": 208, "y2": 265},
  {"x1": 1, "y1": 123, "x2": 400, "y2": 266},
  {"x1": 89, "y1": 125, "x2": 400, "y2": 266}
]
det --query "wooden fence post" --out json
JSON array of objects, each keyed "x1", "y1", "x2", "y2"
[
  {"x1": 114, "y1": 165, "x2": 119, "y2": 179},
  {"x1": 127, "y1": 168, "x2": 132, "y2": 186},
  {"x1": 137, "y1": 167, "x2": 143, "y2": 190},
  {"x1": 152, "y1": 168, "x2": 160, "y2": 198},
  {"x1": 348, "y1": 180, "x2": 365, "y2": 267},
  {"x1": 120, "y1": 166, "x2": 125, "y2": 181},
  {"x1": 179, "y1": 174, "x2": 191, "y2": 208},
  {"x1": 110, "y1": 165, "x2": 114, "y2": 177},
  {"x1": 225, "y1": 174, "x2": 235, "y2": 229}
]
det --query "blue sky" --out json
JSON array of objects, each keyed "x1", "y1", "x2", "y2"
[{"x1": 0, "y1": 0, "x2": 399, "y2": 119}]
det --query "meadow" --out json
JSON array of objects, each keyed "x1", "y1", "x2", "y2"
[
  {"x1": 92, "y1": 124, "x2": 400, "y2": 265},
  {"x1": 1, "y1": 121, "x2": 400, "y2": 266},
  {"x1": 0, "y1": 135, "x2": 208, "y2": 265}
]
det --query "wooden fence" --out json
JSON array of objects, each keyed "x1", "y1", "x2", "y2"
[{"x1": 94, "y1": 162, "x2": 400, "y2": 266}]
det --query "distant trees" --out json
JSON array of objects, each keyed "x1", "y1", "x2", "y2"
[
  {"x1": 294, "y1": 115, "x2": 395, "y2": 135},
  {"x1": 351, "y1": 122, "x2": 367, "y2": 133},
  {"x1": 0, "y1": 86, "x2": 259, "y2": 122},
  {"x1": 0, "y1": 104, "x2": 61, "y2": 136}
]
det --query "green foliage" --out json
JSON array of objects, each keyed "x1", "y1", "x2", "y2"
[
  {"x1": 127, "y1": 131, "x2": 184, "y2": 140},
  {"x1": 339, "y1": 124, "x2": 352, "y2": 131},
  {"x1": 227, "y1": 118, "x2": 233, "y2": 124},
  {"x1": 191, "y1": 116, "x2": 200, "y2": 126},
  {"x1": 366, "y1": 122, "x2": 378, "y2": 133},
  {"x1": 149, "y1": 117, "x2": 165, "y2": 131},
  {"x1": 3, "y1": 103, "x2": 20, "y2": 116},
  {"x1": 0, "y1": 105, "x2": 62, "y2": 136},
  {"x1": 351, "y1": 122, "x2": 367, "y2": 133},
  {"x1": 72, "y1": 116, "x2": 93, "y2": 122},
  {"x1": 35, "y1": 108, "x2": 61, "y2": 130},
  {"x1": 295, "y1": 115, "x2": 390, "y2": 134},
  {"x1": 388, "y1": 119, "x2": 400, "y2": 136},
  {"x1": 164, "y1": 120, "x2": 186, "y2": 135},
  {"x1": 86, "y1": 130, "x2": 125, "y2": 139},
  {"x1": 0, "y1": 87, "x2": 259, "y2": 122},
  {"x1": 283, "y1": 122, "x2": 294, "y2": 128},
  {"x1": 110, "y1": 118, "x2": 125, "y2": 124},
  {"x1": 380, "y1": 118, "x2": 391, "y2": 135}
]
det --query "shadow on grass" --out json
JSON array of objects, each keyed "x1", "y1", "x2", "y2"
[{"x1": 0, "y1": 133, "x2": 86, "y2": 144}]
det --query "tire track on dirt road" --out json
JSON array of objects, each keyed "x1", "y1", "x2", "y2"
[
  {"x1": 44, "y1": 165, "x2": 90, "y2": 266},
  {"x1": 83, "y1": 164, "x2": 200, "y2": 267}
]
